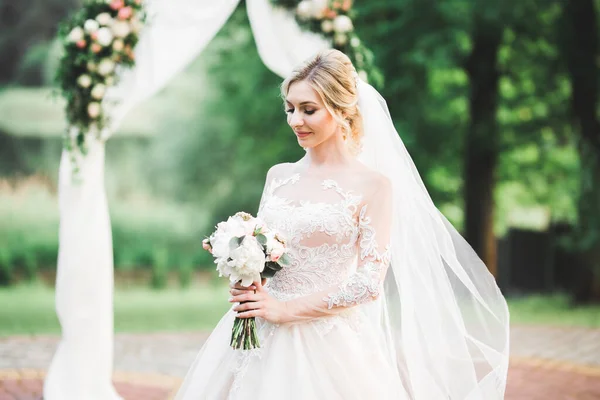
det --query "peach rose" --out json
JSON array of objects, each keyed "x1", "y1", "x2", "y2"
[
  {"x1": 91, "y1": 43, "x2": 102, "y2": 53},
  {"x1": 270, "y1": 247, "x2": 284, "y2": 262},
  {"x1": 110, "y1": 0, "x2": 125, "y2": 10},
  {"x1": 324, "y1": 8, "x2": 337, "y2": 19},
  {"x1": 118, "y1": 6, "x2": 133, "y2": 20}
]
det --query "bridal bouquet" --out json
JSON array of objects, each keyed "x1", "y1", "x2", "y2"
[{"x1": 203, "y1": 212, "x2": 289, "y2": 350}]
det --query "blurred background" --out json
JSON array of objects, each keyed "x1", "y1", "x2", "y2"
[{"x1": 0, "y1": 1, "x2": 599, "y2": 396}]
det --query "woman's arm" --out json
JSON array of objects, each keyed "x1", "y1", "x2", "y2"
[{"x1": 231, "y1": 175, "x2": 393, "y2": 324}]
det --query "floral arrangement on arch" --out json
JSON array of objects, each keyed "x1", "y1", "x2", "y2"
[
  {"x1": 55, "y1": 0, "x2": 145, "y2": 173},
  {"x1": 271, "y1": 0, "x2": 383, "y2": 87}
]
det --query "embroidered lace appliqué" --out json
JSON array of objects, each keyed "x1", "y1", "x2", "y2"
[
  {"x1": 259, "y1": 174, "x2": 365, "y2": 299},
  {"x1": 323, "y1": 203, "x2": 391, "y2": 309}
]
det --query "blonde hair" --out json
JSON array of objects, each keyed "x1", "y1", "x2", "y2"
[{"x1": 281, "y1": 49, "x2": 363, "y2": 155}]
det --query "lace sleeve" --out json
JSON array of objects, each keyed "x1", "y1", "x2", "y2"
[
  {"x1": 257, "y1": 165, "x2": 277, "y2": 215},
  {"x1": 323, "y1": 177, "x2": 393, "y2": 309}
]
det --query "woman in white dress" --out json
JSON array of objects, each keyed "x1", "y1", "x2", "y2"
[{"x1": 175, "y1": 49, "x2": 510, "y2": 400}]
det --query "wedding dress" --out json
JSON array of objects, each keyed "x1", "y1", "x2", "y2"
[
  {"x1": 175, "y1": 78, "x2": 510, "y2": 399},
  {"x1": 175, "y1": 161, "x2": 410, "y2": 400}
]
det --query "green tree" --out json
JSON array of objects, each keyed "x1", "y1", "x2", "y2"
[{"x1": 559, "y1": 0, "x2": 600, "y2": 302}]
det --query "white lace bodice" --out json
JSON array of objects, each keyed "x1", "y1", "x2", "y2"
[{"x1": 257, "y1": 165, "x2": 392, "y2": 309}]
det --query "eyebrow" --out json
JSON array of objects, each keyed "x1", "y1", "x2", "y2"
[{"x1": 286, "y1": 100, "x2": 318, "y2": 106}]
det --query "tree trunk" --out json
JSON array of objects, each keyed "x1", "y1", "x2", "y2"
[
  {"x1": 464, "y1": 17, "x2": 503, "y2": 276},
  {"x1": 562, "y1": 0, "x2": 600, "y2": 303}
]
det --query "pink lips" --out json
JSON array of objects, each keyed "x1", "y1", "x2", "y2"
[{"x1": 295, "y1": 131, "x2": 311, "y2": 139}]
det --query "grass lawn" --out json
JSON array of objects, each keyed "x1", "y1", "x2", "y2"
[
  {"x1": 0, "y1": 282, "x2": 231, "y2": 336},
  {"x1": 1, "y1": 283, "x2": 599, "y2": 336}
]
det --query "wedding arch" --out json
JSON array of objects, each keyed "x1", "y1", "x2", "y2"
[{"x1": 45, "y1": 1, "x2": 378, "y2": 398}]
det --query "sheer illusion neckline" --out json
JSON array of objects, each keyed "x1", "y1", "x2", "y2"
[{"x1": 266, "y1": 172, "x2": 361, "y2": 213}]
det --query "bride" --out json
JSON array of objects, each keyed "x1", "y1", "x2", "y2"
[{"x1": 175, "y1": 49, "x2": 510, "y2": 400}]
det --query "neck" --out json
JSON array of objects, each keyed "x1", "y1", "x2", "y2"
[{"x1": 304, "y1": 133, "x2": 353, "y2": 170}]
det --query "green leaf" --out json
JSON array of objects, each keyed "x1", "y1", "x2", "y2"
[
  {"x1": 255, "y1": 234, "x2": 267, "y2": 247},
  {"x1": 278, "y1": 253, "x2": 291, "y2": 266},
  {"x1": 229, "y1": 236, "x2": 243, "y2": 251}
]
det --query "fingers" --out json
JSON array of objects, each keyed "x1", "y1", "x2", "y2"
[
  {"x1": 229, "y1": 281, "x2": 257, "y2": 290},
  {"x1": 233, "y1": 301, "x2": 263, "y2": 312},
  {"x1": 229, "y1": 288, "x2": 250, "y2": 297},
  {"x1": 237, "y1": 309, "x2": 264, "y2": 319},
  {"x1": 253, "y1": 279, "x2": 266, "y2": 293},
  {"x1": 229, "y1": 292, "x2": 263, "y2": 304}
]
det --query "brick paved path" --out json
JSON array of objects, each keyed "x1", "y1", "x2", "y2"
[{"x1": 1, "y1": 326, "x2": 599, "y2": 399}]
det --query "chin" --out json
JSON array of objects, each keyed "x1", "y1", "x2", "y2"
[{"x1": 298, "y1": 139, "x2": 315, "y2": 149}]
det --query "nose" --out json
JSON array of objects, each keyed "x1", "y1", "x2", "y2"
[{"x1": 289, "y1": 110, "x2": 304, "y2": 128}]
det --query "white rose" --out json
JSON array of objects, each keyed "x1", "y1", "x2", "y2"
[
  {"x1": 68, "y1": 27, "x2": 84, "y2": 42},
  {"x1": 91, "y1": 84, "x2": 106, "y2": 100},
  {"x1": 96, "y1": 27, "x2": 113, "y2": 46},
  {"x1": 350, "y1": 37, "x2": 361, "y2": 48},
  {"x1": 84, "y1": 19, "x2": 100, "y2": 33},
  {"x1": 334, "y1": 33, "x2": 348, "y2": 46},
  {"x1": 311, "y1": 0, "x2": 328, "y2": 18},
  {"x1": 321, "y1": 20, "x2": 334, "y2": 33},
  {"x1": 87, "y1": 102, "x2": 101, "y2": 119},
  {"x1": 227, "y1": 236, "x2": 266, "y2": 287},
  {"x1": 253, "y1": 217, "x2": 269, "y2": 234},
  {"x1": 97, "y1": 59, "x2": 115, "y2": 76},
  {"x1": 296, "y1": 0, "x2": 313, "y2": 19},
  {"x1": 96, "y1": 12, "x2": 113, "y2": 26},
  {"x1": 112, "y1": 39, "x2": 124, "y2": 51},
  {"x1": 130, "y1": 17, "x2": 143, "y2": 34},
  {"x1": 77, "y1": 74, "x2": 92, "y2": 88},
  {"x1": 215, "y1": 257, "x2": 231, "y2": 279},
  {"x1": 210, "y1": 224, "x2": 242, "y2": 260},
  {"x1": 333, "y1": 15, "x2": 353, "y2": 33},
  {"x1": 111, "y1": 21, "x2": 131, "y2": 38},
  {"x1": 105, "y1": 76, "x2": 115, "y2": 86},
  {"x1": 87, "y1": 61, "x2": 97, "y2": 72}
]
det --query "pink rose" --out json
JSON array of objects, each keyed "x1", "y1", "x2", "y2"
[
  {"x1": 118, "y1": 6, "x2": 133, "y2": 20},
  {"x1": 110, "y1": 0, "x2": 125, "y2": 10},
  {"x1": 270, "y1": 247, "x2": 284, "y2": 262},
  {"x1": 76, "y1": 40, "x2": 87, "y2": 48}
]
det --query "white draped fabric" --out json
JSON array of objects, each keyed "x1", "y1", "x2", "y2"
[{"x1": 44, "y1": 1, "x2": 328, "y2": 398}]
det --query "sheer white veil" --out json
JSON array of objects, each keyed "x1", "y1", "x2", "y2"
[{"x1": 356, "y1": 78, "x2": 510, "y2": 399}]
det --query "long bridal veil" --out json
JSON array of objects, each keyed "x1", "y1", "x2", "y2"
[{"x1": 356, "y1": 78, "x2": 510, "y2": 399}]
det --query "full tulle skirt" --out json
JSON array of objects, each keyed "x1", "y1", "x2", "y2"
[{"x1": 174, "y1": 306, "x2": 409, "y2": 400}]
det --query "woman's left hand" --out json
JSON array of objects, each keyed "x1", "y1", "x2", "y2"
[{"x1": 229, "y1": 279, "x2": 293, "y2": 324}]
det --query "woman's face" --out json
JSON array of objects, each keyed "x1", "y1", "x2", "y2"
[{"x1": 285, "y1": 80, "x2": 340, "y2": 149}]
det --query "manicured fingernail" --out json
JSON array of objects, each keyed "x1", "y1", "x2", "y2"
[{"x1": 228, "y1": 297, "x2": 233, "y2": 302}]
